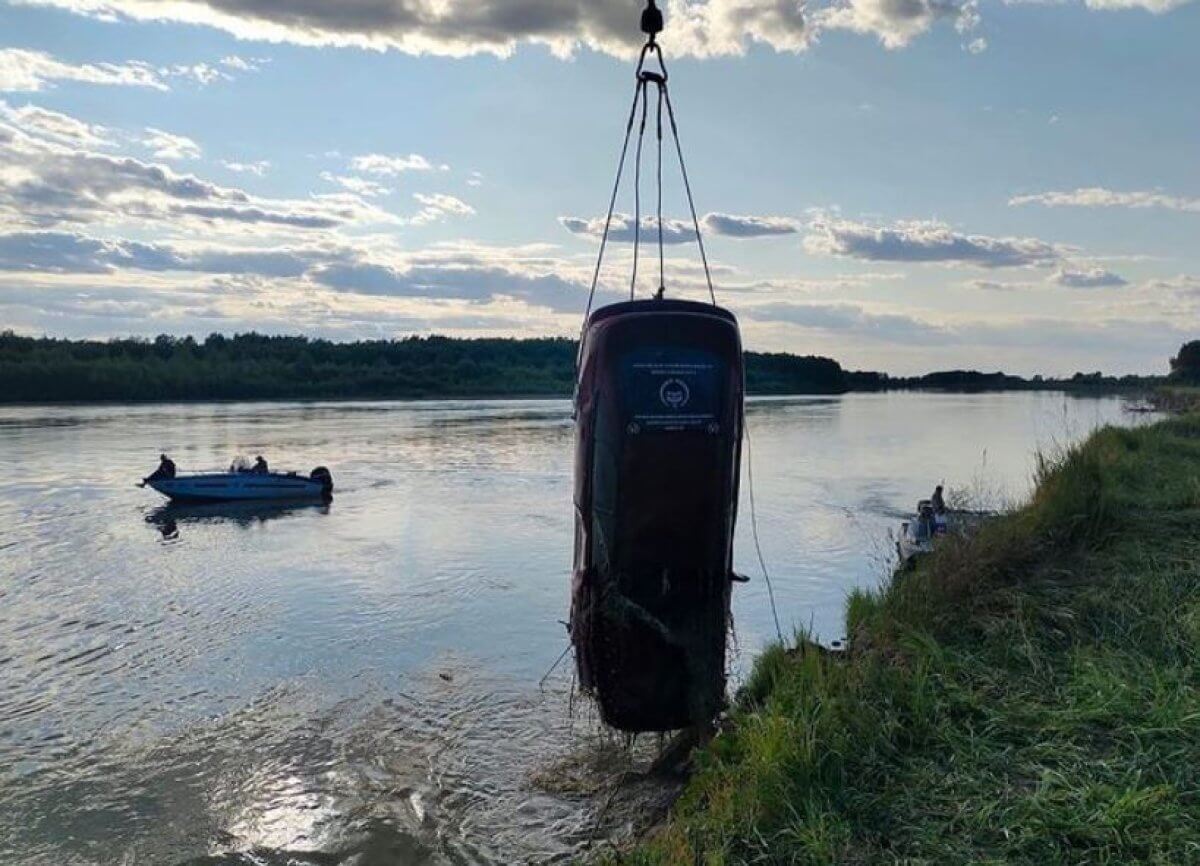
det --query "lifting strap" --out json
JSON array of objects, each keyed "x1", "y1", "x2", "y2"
[{"x1": 582, "y1": 2, "x2": 718, "y2": 322}]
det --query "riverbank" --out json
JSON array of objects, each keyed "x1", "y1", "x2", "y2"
[
  {"x1": 1153, "y1": 386, "x2": 1200, "y2": 414},
  {"x1": 617, "y1": 413, "x2": 1200, "y2": 864}
]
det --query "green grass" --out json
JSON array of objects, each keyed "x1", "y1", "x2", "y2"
[
  {"x1": 612, "y1": 414, "x2": 1200, "y2": 865},
  {"x1": 1153, "y1": 387, "x2": 1200, "y2": 415}
]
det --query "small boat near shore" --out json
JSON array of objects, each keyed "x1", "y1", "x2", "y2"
[
  {"x1": 143, "y1": 466, "x2": 333, "y2": 503},
  {"x1": 897, "y1": 498, "x2": 992, "y2": 567}
]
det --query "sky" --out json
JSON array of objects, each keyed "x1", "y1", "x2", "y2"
[{"x1": 0, "y1": 0, "x2": 1196, "y2": 376}]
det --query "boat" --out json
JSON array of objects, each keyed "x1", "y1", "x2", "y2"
[
  {"x1": 144, "y1": 466, "x2": 333, "y2": 503},
  {"x1": 897, "y1": 499, "x2": 945, "y2": 565},
  {"x1": 896, "y1": 499, "x2": 993, "y2": 567}
]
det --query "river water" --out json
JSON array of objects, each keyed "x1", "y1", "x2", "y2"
[{"x1": 0, "y1": 392, "x2": 1145, "y2": 864}]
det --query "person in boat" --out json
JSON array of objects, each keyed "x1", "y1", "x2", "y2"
[
  {"x1": 931, "y1": 485, "x2": 947, "y2": 515},
  {"x1": 144, "y1": 454, "x2": 176, "y2": 483},
  {"x1": 251, "y1": 455, "x2": 269, "y2": 475}
]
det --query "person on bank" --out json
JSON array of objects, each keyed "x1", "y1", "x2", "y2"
[
  {"x1": 144, "y1": 454, "x2": 176, "y2": 484},
  {"x1": 252, "y1": 455, "x2": 269, "y2": 475}
]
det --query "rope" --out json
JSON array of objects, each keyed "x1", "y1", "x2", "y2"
[
  {"x1": 744, "y1": 418, "x2": 784, "y2": 644},
  {"x1": 663, "y1": 89, "x2": 717, "y2": 306},
  {"x1": 630, "y1": 80, "x2": 648, "y2": 300},
  {"x1": 582, "y1": 79, "x2": 644, "y2": 324},
  {"x1": 656, "y1": 84, "x2": 665, "y2": 298},
  {"x1": 581, "y1": 21, "x2": 720, "y2": 349}
]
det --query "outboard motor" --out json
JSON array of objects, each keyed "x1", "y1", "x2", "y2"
[
  {"x1": 310, "y1": 466, "x2": 334, "y2": 499},
  {"x1": 571, "y1": 299, "x2": 745, "y2": 732}
]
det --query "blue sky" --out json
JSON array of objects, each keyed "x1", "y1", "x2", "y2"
[{"x1": 0, "y1": 0, "x2": 1196, "y2": 375}]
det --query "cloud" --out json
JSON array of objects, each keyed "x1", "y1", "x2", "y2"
[
  {"x1": 410, "y1": 193, "x2": 475, "y2": 225},
  {"x1": 0, "y1": 117, "x2": 399, "y2": 232},
  {"x1": 1010, "y1": 187, "x2": 1200, "y2": 213},
  {"x1": 967, "y1": 279, "x2": 1024, "y2": 291},
  {"x1": 161, "y1": 62, "x2": 228, "y2": 85},
  {"x1": 141, "y1": 127, "x2": 201, "y2": 160},
  {"x1": 0, "y1": 47, "x2": 166, "y2": 92},
  {"x1": 311, "y1": 260, "x2": 589, "y2": 312},
  {"x1": 0, "y1": 101, "x2": 112, "y2": 147},
  {"x1": 0, "y1": 230, "x2": 341, "y2": 276},
  {"x1": 560, "y1": 213, "x2": 698, "y2": 245},
  {"x1": 1084, "y1": 0, "x2": 1194, "y2": 12},
  {"x1": 222, "y1": 159, "x2": 270, "y2": 176},
  {"x1": 10, "y1": 0, "x2": 980, "y2": 60},
  {"x1": 743, "y1": 301, "x2": 948, "y2": 343},
  {"x1": 966, "y1": 37, "x2": 988, "y2": 53},
  {"x1": 1051, "y1": 266, "x2": 1128, "y2": 288},
  {"x1": 804, "y1": 217, "x2": 1063, "y2": 268},
  {"x1": 219, "y1": 55, "x2": 261, "y2": 71},
  {"x1": 701, "y1": 212, "x2": 799, "y2": 238},
  {"x1": 812, "y1": 0, "x2": 980, "y2": 49},
  {"x1": 321, "y1": 172, "x2": 390, "y2": 197},
  {"x1": 0, "y1": 229, "x2": 604, "y2": 313},
  {"x1": 351, "y1": 153, "x2": 448, "y2": 175},
  {"x1": 0, "y1": 48, "x2": 253, "y2": 93}
]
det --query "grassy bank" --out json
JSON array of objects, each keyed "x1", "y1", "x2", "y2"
[
  {"x1": 618, "y1": 414, "x2": 1200, "y2": 864},
  {"x1": 1154, "y1": 387, "x2": 1200, "y2": 415}
]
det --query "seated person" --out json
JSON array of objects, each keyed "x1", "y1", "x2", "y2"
[
  {"x1": 251, "y1": 455, "x2": 269, "y2": 475},
  {"x1": 145, "y1": 454, "x2": 176, "y2": 483}
]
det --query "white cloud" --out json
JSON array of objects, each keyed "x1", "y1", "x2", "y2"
[
  {"x1": 222, "y1": 159, "x2": 270, "y2": 176},
  {"x1": 219, "y1": 55, "x2": 262, "y2": 72},
  {"x1": 410, "y1": 193, "x2": 475, "y2": 225},
  {"x1": 351, "y1": 153, "x2": 448, "y2": 175},
  {"x1": 560, "y1": 211, "x2": 798, "y2": 243},
  {"x1": 804, "y1": 217, "x2": 1064, "y2": 268},
  {"x1": 141, "y1": 127, "x2": 201, "y2": 160},
  {"x1": 702, "y1": 212, "x2": 800, "y2": 237},
  {"x1": 8, "y1": 0, "x2": 981, "y2": 60},
  {"x1": 0, "y1": 115, "x2": 399, "y2": 232},
  {"x1": 1084, "y1": 0, "x2": 1193, "y2": 12},
  {"x1": 560, "y1": 213, "x2": 698, "y2": 245},
  {"x1": 813, "y1": 0, "x2": 980, "y2": 49},
  {"x1": 0, "y1": 101, "x2": 112, "y2": 147},
  {"x1": 0, "y1": 48, "x2": 250, "y2": 93},
  {"x1": 162, "y1": 62, "x2": 228, "y2": 85},
  {"x1": 966, "y1": 36, "x2": 988, "y2": 53},
  {"x1": 0, "y1": 47, "x2": 166, "y2": 92},
  {"x1": 1051, "y1": 266, "x2": 1128, "y2": 288},
  {"x1": 320, "y1": 172, "x2": 390, "y2": 197},
  {"x1": 1010, "y1": 186, "x2": 1200, "y2": 213},
  {"x1": 743, "y1": 301, "x2": 947, "y2": 343}
]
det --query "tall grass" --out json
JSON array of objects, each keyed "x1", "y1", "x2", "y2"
[{"x1": 611, "y1": 414, "x2": 1200, "y2": 865}]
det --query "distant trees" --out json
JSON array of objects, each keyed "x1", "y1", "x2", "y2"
[
  {"x1": 1171, "y1": 341, "x2": 1200, "y2": 383},
  {"x1": 0, "y1": 331, "x2": 852, "y2": 403}
]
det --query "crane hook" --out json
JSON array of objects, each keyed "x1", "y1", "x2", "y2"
[{"x1": 640, "y1": 0, "x2": 664, "y2": 44}]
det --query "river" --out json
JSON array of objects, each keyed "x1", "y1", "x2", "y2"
[{"x1": 0, "y1": 392, "x2": 1146, "y2": 864}]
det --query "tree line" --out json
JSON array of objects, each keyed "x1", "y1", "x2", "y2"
[{"x1": 0, "y1": 331, "x2": 1179, "y2": 404}]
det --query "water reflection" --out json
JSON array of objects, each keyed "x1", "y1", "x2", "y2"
[{"x1": 145, "y1": 501, "x2": 331, "y2": 539}]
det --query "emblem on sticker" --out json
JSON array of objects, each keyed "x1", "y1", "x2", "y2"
[{"x1": 659, "y1": 378, "x2": 691, "y2": 409}]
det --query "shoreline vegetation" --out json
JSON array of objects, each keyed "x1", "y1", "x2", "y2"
[
  {"x1": 614, "y1": 410, "x2": 1200, "y2": 864},
  {"x1": 0, "y1": 331, "x2": 1165, "y2": 404}
]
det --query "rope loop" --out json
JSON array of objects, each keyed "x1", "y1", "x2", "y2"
[{"x1": 580, "y1": 12, "x2": 717, "y2": 329}]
